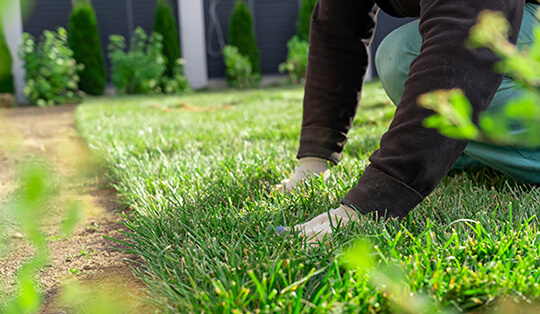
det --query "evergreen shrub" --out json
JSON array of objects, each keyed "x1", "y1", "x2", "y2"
[
  {"x1": 296, "y1": 0, "x2": 316, "y2": 41},
  {"x1": 278, "y1": 36, "x2": 308, "y2": 85},
  {"x1": 279, "y1": 0, "x2": 316, "y2": 84},
  {"x1": 68, "y1": 1, "x2": 107, "y2": 95},
  {"x1": 223, "y1": 45, "x2": 260, "y2": 89},
  {"x1": 227, "y1": 0, "x2": 260, "y2": 77},
  {"x1": 0, "y1": 19, "x2": 14, "y2": 93},
  {"x1": 161, "y1": 58, "x2": 190, "y2": 94},
  {"x1": 153, "y1": 0, "x2": 181, "y2": 78}
]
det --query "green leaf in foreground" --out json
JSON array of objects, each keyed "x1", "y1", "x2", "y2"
[
  {"x1": 3, "y1": 161, "x2": 53, "y2": 313},
  {"x1": 418, "y1": 89, "x2": 480, "y2": 140}
]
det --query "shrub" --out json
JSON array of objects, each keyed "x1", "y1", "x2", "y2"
[
  {"x1": 153, "y1": 0, "x2": 181, "y2": 78},
  {"x1": 108, "y1": 27, "x2": 189, "y2": 95},
  {"x1": 296, "y1": 0, "x2": 316, "y2": 42},
  {"x1": 222, "y1": 45, "x2": 260, "y2": 89},
  {"x1": 18, "y1": 28, "x2": 82, "y2": 106},
  {"x1": 108, "y1": 27, "x2": 166, "y2": 94},
  {"x1": 0, "y1": 19, "x2": 14, "y2": 93},
  {"x1": 228, "y1": 0, "x2": 260, "y2": 76},
  {"x1": 68, "y1": 1, "x2": 107, "y2": 95},
  {"x1": 278, "y1": 35, "x2": 309, "y2": 84},
  {"x1": 161, "y1": 58, "x2": 191, "y2": 94},
  {"x1": 279, "y1": 0, "x2": 315, "y2": 85}
]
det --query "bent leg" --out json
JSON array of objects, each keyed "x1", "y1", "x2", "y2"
[
  {"x1": 342, "y1": 0, "x2": 526, "y2": 219},
  {"x1": 297, "y1": 0, "x2": 379, "y2": 164},
  {"x1": 376, "y1": 3, "x2": 538, "y2": 113},
  {"x1": 465, "y1": 143, "x2": 540, "y2": 183},
  {"x1": 375, "y1": 3, "x2": 540, "y2": 183}
]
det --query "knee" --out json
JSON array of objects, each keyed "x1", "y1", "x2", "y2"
[{"x1": 375, "y1": 20, "x2": 421, "y2": 104}]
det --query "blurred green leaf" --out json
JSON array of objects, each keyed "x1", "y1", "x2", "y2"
[
  {"x1": 504, "y1": 93, "x2": 538, "y2": 118},
  {"x1": 3, "y1": 161, "x2": 53, "y2": 313},
  {"x1": 449, "y1": 89, "x2": 473, "y2": 118},
  {"x1": 419, "y1": 89, "x2": 480, "y2": 140},
  {"x1": 342, "y1": 239, "x2": 374, "y2": 274},
  {"x1": 467, "y1": 10, "x2": 510, "y2": 49},
  {"x1": 61, "y1": 201, "x2": 83, "y2": 237}
]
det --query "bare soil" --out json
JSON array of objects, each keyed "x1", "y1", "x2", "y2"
[{"x1": 0, "y1": 105, "x2": 147, "y2": 313}]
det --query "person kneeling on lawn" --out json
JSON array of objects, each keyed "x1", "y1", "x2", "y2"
[{"x1": 277, "y1": 0, "x2": 540, "y2": 242}]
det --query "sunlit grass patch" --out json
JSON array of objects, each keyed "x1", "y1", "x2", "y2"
[{"x1": 77, "y1": 82, "x2": 540, "y2": 312}]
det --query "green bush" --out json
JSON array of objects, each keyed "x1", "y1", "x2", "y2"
[
  {"x1": 296, "y1": 0, "x2": 316, "y2": 42},
  {"x1": 108, "y1": 28, "x2": 165, "y2": 94},
  {"x1": 68, "y1": 1, "x2": 107, "y2": 95},
  {"x1": 108, "y1": 27, "x2": 189, "y2": 95},
  {"x1": 228, "y1": 0, "x2": 260, "y2": 76},
  {"x1": 153, "y1": 0, "x2": 181, "y2": 78},
  {"x1": 161, "y1": 58, "x2": 191, "y2": 94},
  {"x1": 279, "y1": 0, "x2": 315, "y2": 85},
  {"x1": 18, "y1": 28, "x2": 82, "y2": 106},
  {"x1": 0, "y1": 19, "x2": 14, "y2": 93},
  {"x1": 222, "y1": 45, "x2": 260, "y2": 89},
  {"x1": 278, "y1": 35, "x2": 309, "y2": 84}
]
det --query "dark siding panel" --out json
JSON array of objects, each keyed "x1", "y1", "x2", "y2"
[
  {"x1": 253, "y1": 0, "x2": 297, "y2": 74},
  {"x1": 133, "y1": 0, "x2": 181, "y2": 41},
  {"x1": 132, "y1": 0, "x2": 158, "y2": 34},
  {"x1": 22, "y1": 0, "x2": 181, "y2": 78},
  {"x1": 204, "y1": 0, "x2": 299, "y2": 78},
  {"x1": 93, "y1": 0, "x2": 129, "y2": 40},
  {"x1": 91, "y1": 1, "x2": 130, "y2": 76},
  {"x1": 171, "y1": 1, "x2": 180, "y2": 34},
  {"x1": 204, "y1": 0, "x2": 236, "y2": 78},
  {"x1": 23, "y1": 0, "x2": 72, "y2": 37},
  {"x1": 22, "y1": 1, "x2": 409, "y2": 81},
  {"x1": 23, "y1": 1, "x2": 130, "y2": 77}
]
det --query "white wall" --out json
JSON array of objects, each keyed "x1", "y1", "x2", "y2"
[
  {"x1": 178, "y1": 0, "x2": 208, "y2": 89},
  {"x1": 2, "y1": 0, "x2": 27, "y2": 104}
]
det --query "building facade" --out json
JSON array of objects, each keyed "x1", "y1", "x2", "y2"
[{"x1": 5, "y1": 0, "x2": 413, "y2": 92}]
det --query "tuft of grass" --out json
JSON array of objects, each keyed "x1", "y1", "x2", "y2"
[{"x1": 76, "y1": 82, "x2": 540, "y2": 312}]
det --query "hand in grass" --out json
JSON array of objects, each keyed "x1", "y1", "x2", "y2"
[
  {"x1": 276, "y1": 157, "x2": 331, "y2": 193},
  {"x1": 277, "y1": 204, "x2": 359, "y2": 243}
]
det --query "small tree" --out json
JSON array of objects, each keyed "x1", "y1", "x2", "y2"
[
  {"x1": 68, "y1": 0, "x2": 107, "y2": 95},
  {"x1": 223, "y1": 45, "x2": 260, "y2": 89},
  {"x1": 278, "y1": 36, "x2": 308, "y2": 84},
  {"x1": 0, "y1": 17, "x2": 14, "y2": 93},
  {"x1": 153, "y1": 0, "x2": 181, "y2": 78},
  {"x1": 228, "y1": 0, "x2": 260, "y2": 75},
  {"x1": 279, "y1": 0, "x2": 315, "y2": 84},
  {"x1": 296, "y1": 0, "x2": 317, "y2": 42}
]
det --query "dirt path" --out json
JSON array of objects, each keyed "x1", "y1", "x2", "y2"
[{"x1": 0, "y1": 105, "x2": 147, "y2": 312}]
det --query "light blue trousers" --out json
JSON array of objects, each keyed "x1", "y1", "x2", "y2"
[{"x1": 375, "y1": 3, "x2": 540, "y2": 183}]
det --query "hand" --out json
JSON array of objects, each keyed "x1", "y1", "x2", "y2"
[
  {"x1": 277, "y1": 204, "x2": 359, "y2": 243},
  {"x1": 276, "y1": 157, "x2": 331, "y2": 193}
]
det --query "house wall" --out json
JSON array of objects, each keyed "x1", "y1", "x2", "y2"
[
  {"x1": 22, "y1": 0, "x2": 180, "y2": 75},
  {"x1": 178, "y1": 0, "x2": 208, "y2": 88},
  {"x1": 18, "y1": 1, "x2": 415, "y2": 86},
  {"x1": 203, "y1": 0, "x2": 298, "y2": 78},
  {"x1": 2, "y1": 0, "x2": 27, "y2": 104},
  {"x1": 203, "y1": 1, "x2": 414, "y2": 79}
]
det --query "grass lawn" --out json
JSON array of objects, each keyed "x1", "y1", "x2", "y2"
[{"x1": 76, "y1": 81, "x2": 540, "y2": 312}]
